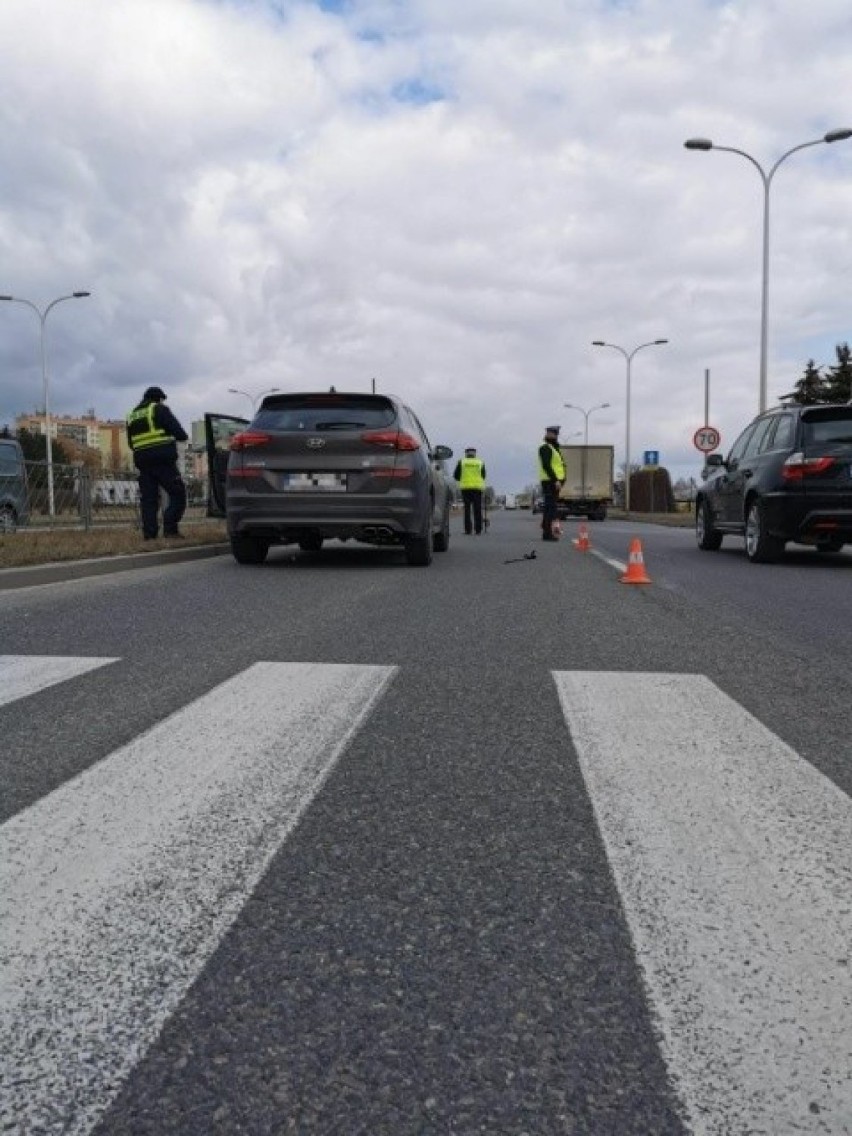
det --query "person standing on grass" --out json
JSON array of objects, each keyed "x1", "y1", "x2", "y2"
[
  {"x1": 453, "y1": 446, "x2": 487, "y2": 535},
  {"x1": 126, "y1": 386, "x2": 188, "y2": 541},
  {"x1": 538, "y1": 424, "x2": 565, "y2": 541}
]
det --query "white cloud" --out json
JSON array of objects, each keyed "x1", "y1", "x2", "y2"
[{"x1": 1, "y1": 0, "x2": 851, "y2": 491}]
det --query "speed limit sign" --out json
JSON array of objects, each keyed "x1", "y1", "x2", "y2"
[{"x1": 693, "y1": 425, "x2": 721, "y2": 453}]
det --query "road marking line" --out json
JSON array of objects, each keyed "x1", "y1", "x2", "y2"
[
  {"x1": 0, "y1": 661, "x2": 396, "y2": 1136},
  {"x1": 553, "y1": 671, "x2": 852, "y2": 1135},
  {"x1": 589, "y1": 547, "x2": 626, "y2": 573},
  {"x1": 0, "y1": 654, "x2": 118, "y2": 707}
]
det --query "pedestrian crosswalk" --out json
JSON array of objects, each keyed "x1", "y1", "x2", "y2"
[
  {"x1": 554, "y1": 671, "x2": 852, "y2": 1135},
  {"x1": 1, "y1": 661, "x2": 395, "y2": 1136},
  {"x1": 1, "y1": 657, "x2": 851, "y2": 1135},
  {"x1": 0, "y1": 653, "x2": 118, "y2": 707}
]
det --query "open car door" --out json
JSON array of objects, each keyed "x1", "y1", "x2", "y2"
[{"x1": 205, "y1": 413, "x2": 248, "y2": 517}]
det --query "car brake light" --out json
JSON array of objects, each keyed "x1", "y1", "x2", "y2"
[
  {"x1": 781, "y1": 453, "x2": 835, "y2": 481},
  {"x1": 361, "y1": 430, "x2": 420, "y2": 452},
  {"x1": 371, "y1": 467, "x2": 414, "y2": 478},
  {"x1": 230, "y1": 431, "x2": 272, "y2": 451}
]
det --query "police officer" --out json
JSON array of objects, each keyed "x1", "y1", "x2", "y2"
[
  {"x1": 538, "y1": 424, "x2": 565, "y2": 541},
  {"x1": 126, "y1": 386, "x2": 189, "y2": 540},
  {"x1": 453, "y1": 446, "x2": 487, "y2": 535}
]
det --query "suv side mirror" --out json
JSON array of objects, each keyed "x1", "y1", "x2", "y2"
[
  {"x1": 432, "y1": 444, "x2": 453, "y2": 461},
  {"x1": 705, "y1": 453, "x2": 724, "y2": 468}
]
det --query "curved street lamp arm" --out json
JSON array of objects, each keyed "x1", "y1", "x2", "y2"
[
  {"x1": 709, "y1": 145, "x2": 769, "y2": 188},
  {"x1": 767, "y1": 138, "x2": 826, "y2": 183},
  {"x1": 593, "y1": 342, "x2": 629, "y2": 362},
  {"x1": 711, "y1": 138, "x2": 826, "y2": 188}
]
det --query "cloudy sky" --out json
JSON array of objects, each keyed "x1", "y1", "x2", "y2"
[{"x1": 1, "y1": 0, "x2": 851, "y2": 493}]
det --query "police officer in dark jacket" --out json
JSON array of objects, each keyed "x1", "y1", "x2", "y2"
[
  {"x1": 538, "y1": 424, "x2": 565, "y2": 541},
  {"x1": 126, "y1": 387, "x2": 189, "y2": 540}
]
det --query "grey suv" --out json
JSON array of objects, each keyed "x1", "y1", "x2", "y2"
[
  {"x1": 0, "y1": 438, "x2": 30, "y2": 532},
  {"x1": 206, "y1": 391, "x2": 453, "y2": 566},
  {"x1": 696, "y1": 402, "x2": 852, "y2": 562}
]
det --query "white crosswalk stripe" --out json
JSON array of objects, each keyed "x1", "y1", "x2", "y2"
[
  {"x1": 0, "y1": 653, "x2": 118, "y2": 706},
  {"x1": 0, "y1": 661, "x2": 396, "y2": 1136},
  {"x1": 553, "y1": 670, "x2": 852, "y2": 1136}
]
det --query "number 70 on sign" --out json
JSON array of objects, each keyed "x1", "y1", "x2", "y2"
[{"x1": 693, "y1": 425, "x2": 721, "y2": 453}]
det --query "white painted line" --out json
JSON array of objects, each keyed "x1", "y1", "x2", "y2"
[
  {"x1": 0, "y1": 661, "x2": 396, "y2": 1136},
  {"x1": 589, "y1": 548, "x2": 626, "y2": 574},
  {"x1": 553, "y1": 671, "x2": 852, "y2": 1135},
  {"x1": 0, "y1": 654, "x2": 118, "y2": 707}
]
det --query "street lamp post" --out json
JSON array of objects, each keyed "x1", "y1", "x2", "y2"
[
  {"x1": 0, "y1": 291, "x2": 91, "y2": 517},
  {"x1": 591, "y1": 340, "x2": 667, "y2": 514},
  {"x1": 563, "y1": 401, "x2": 610, "y2": 498},
  {"x1": 684, "y1": 128, "x2": 852, "y2": 414},
  {"x1": 228, "y1": 387, "x2": 280, "y2": 414}
]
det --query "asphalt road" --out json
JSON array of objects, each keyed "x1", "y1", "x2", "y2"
[{"x1": 1, "y1": 511, "x2": 850, "y2": 1135}]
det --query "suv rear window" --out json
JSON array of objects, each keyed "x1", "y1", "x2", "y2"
[
  {"x1": 801, "y1": 408, "x2": 852, "y2": 446},
  {"x1": 253, "y1": 395, "x2": 397, "y2": 432}
]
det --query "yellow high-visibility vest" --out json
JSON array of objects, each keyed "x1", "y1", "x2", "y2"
[
  {"x1": 458, "y1": 457, "x2": 485, "y2": 489},
  {"x1": 537, "y1": 443, "x2": 565, "y2": 481},
  {"x1": 126, "y1": 403, "x2": 173, "y2": 451}
]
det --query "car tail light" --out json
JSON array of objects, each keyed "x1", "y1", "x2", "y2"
[
  {"x1": 228, "y1": 467, "x2": 265, "y2": 479},
  {"x1": 371, "y1": 467, "x2": 414, "y2": 479},
  {"x1": 781, "y1": 453, "x2": 836, "y2": 481},
  {"x1": 230, "y1": 431, "x2": 272, "y2": 451},
  {"x1": 360, "y1": 430, "x2": 420, "y2": 452}
]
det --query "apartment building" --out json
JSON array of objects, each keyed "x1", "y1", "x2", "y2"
[{"x1": 14, "y1": 411, "x2": 202, "y2": 477}]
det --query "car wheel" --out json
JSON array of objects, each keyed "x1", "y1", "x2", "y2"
[
  {"x1": 230, "y1": 533, "x2": 270, "y2": 565},
  {"x1": 817, "y1": 538, "x2": 844, "y2": 553},
  {"x1": 405, "y1": 516, "x2": 433, "y2": 566},
  {"x1": 745, "y1": 499, "x2": 784, "y2": 563},
  {"x1": 433, "y1": 506, "x2": 450, "y2": 552},
  {"x1": 298, "y1": 533, "x2": 324, "y2": 553},
  {"x1": 0, "y1": 505, "x2": 17, "y2": 533},
  {"x1": 696, "y1": 499, "x2": 723, "y2": 551}
]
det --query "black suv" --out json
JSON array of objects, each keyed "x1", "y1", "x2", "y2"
[
  {"x1": 206, "y1": 391, "x2": 453, "y2": 566},
  {"x1": 696, "y1": 403, "x2": 852, "y2": 562}
]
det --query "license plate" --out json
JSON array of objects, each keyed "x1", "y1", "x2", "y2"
[{"x1": 280, "y1": 472, "x2": 347, "y2": 491}]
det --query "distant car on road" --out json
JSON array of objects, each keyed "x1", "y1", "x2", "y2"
[
  {"x1": 206, "y1": 391, "x2": 454, "y2": 566},
  {"x1": 695, "y1": 402, "x2": 852, "y2": 562},
  {"x1": 0, "y1": 437, "x2": 30, "y2": 532}
]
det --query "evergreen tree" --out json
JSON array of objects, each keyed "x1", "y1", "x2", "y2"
[
  {"x1": 823, "y1": 342, "x2": 852, "y2": 403},
  {"x1": 15, "y1": 427, "x2": 73, "y2": 464},
  {"x1": 779, "y1": 359, "x2": 827, "y2": 405}
]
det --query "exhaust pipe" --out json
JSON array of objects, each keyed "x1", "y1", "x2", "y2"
[{"x1": 361, "y1": 525, "x2": 396, "y2": 542}]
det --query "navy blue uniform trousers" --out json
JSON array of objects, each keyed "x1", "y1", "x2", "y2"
[{"x1": 135, "y1": 455, "x2": 186, "y2": 538}]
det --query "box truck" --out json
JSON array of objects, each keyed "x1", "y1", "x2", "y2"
[{"x1": 557, "y1": 445, "x2": 614, "y2": 521}]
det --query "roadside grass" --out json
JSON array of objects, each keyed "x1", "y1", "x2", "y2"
[{"x1": 0, "y1": 521, "x2": 228, "y2": 569}]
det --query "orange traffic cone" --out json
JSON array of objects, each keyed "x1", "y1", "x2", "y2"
[
  {"x1": 621, "y1": 538, "x2": 652, "y2": 584},
  {"x1": 574, "y1": 522, "x2": 590, "y2": 552}
]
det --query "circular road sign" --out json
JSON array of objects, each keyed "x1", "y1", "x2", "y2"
[{"x1": 693, "y1": 425, "x2": 721, "y2": 453}]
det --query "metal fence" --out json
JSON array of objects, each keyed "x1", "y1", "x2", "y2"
[{"x1": 14, "y1": 461, "x2": 209, "y2": 532}]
